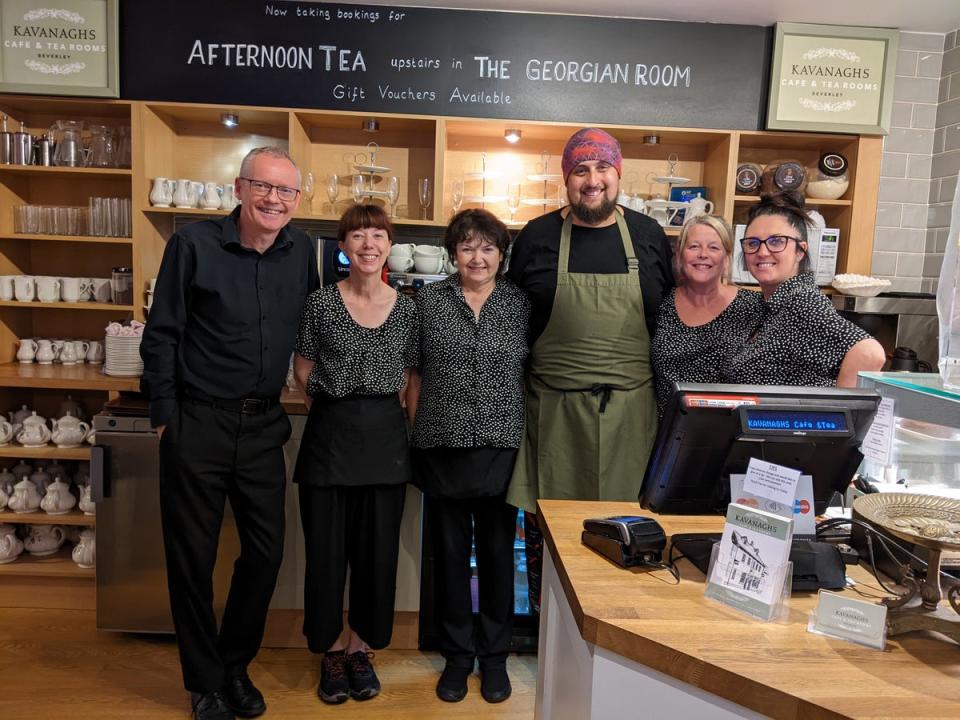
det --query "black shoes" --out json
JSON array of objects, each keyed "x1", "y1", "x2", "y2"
[
  {"x1": 191, "y1": 691, "x2": 235, "y2": 720},
  {"x1": 346, "y1": 650, "x2": 382, "y2": 700},
  {"x1": 221, "y1": 668, "x2": 266, "y2": 718},
  {"x1": 318, "y1": 650, "x2": 350, "y2": 705},
  {"x1": 480, "y1": 665, "x2": 512, "y2": 704},
  {"x1": 436, "y1": 663, "x2": 470, "y2": 703}
]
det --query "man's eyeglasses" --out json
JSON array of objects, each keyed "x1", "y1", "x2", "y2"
[
  {"x1": 238, "y1": 177, "x2": 300, "y2": 202},
  {"x1": 740, "y1": 235, "x2": 801, "y2": 254}
]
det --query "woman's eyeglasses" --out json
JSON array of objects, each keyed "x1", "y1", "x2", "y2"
[
  {"x1": 239, "y1": 177, "x2": 300, "y2": 202},
  {"x1": 740, "y1": 235, "x2": 801, "y2": 254}
]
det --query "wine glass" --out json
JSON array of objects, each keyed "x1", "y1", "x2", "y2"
[
  {"x1": 302, "y1": 172, "x2": 315, "y2": 214},
  {"x1": 507, "y1": 183, "x2": 521, "y2": 225},
  {"x1": 352, "y1": 174, "x2": 366, "y2": 204},
  {"x1": 386, "y1": 176, "x2": 400, "y2": 218},
  {"x1": 418, "y1": 178, "x2": 432, "y2": 220},
  {"x1": 325, "y1": 173, "x2": 339, "y2": 213},
  {"x1": 451, "y1": 179, "x2": 464, "y2": 216}
]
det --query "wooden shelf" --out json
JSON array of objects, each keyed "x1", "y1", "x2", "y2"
[
  {"x1": 733, "y1": 194, "x2": 852, "y2": 206},
  {"x1": 0, "y1": 548, "x2": 92, "y2": 578},
  {"x1": 142, "y1": 205, "x2": 227, "y2": 216},
  {"x1": 0, "y1": 445, "x2": 90, "y2": 460},
  {"x1": 0, "y1": 362, "x2": 140, "y2": 391},
  {"x1": 0, "y1": 233, "x2": 133, "y2": 245},
  {"x1": 0, "y1": 509, "x2": 95, "y2": 527},
  {"x1": 0, "y1": 301, "x2": 134, "y2": 312},
  {"x1": 0, "y1": 165, "x2": 130, "y2": 178}
]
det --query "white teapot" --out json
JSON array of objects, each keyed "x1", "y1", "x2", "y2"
[
  {"x1": 0, "y1": 524, "x2": 24, "y2": 564},
  {"x1": 51, "y1": 413, "x2": 90, "y2": 448},
  {"x1": 8, "y1": 477, "x2": 40, "y2": 513},
  {"x1": 686, "y1": 193, "x2": 714, "y2": 219},
  {"x1": 17, "y1": 412, "x2": 51, "y2": 447},
  {"x1": 78, "y1": 484, "x2": 96, "y2": 516},
  {"x1": 24, "y1": 524, "x2": 65, "y2": 556},
  {"x1": 40, "y1": 476, "x2": 76, "y2": 515},
  {"x1": 0, "y1": 418, "x2": 14, "y2": 446},
  {"x1": 0, "y1": 467, "x2": 15, "y2": 496},
  {"x1": 72, "y1": 528, "x2": 96, "y2": 568},
  {"x1": 30, "y1": 465, "x2": 52, "y2": 495}
]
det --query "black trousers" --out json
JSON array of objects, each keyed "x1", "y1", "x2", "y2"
[
  {"x1": 298, "y1": 483, "x2": 407, "y2": 653},
  {"x1": 159, "y1": 399, "x2": 291, "y2": 693},
  {"x1": 429, "y1": 493, "x2": 517, "y2": 668}
]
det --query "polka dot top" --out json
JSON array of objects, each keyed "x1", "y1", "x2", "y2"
[
  {"x1": 722, "y1": 273, "x2": 871, "y2": 387},
  {"x1": 411, "y1": 274, "x2": 530, "y2": 449},
  {"x1": 295, "y1": 284, "x2": 419, "y2": 398},
  {"x1": 652, "y1": 287, "x2": 764, "y2": 416}
]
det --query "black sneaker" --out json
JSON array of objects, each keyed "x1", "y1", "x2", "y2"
[
  {"x1": 318, "y1": 650, "x2": 349, "y2": 705},
  {"x1": 436, "y1": 663, "x2": 470, "y2": 703},
  {"x1": 191, "y1": 691, "x2": 235, "y2": 720},
  {"x1": 480, "y1": 665, "x2": 512, "y2": 704},
  {"x1": 222, "y1": 667, "x2": 266, "y2": 718},
  {"x1": 346, "y1": 650, "x2": 381, "y2": 700}
]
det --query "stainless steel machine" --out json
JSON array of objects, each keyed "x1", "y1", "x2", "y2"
[{"x1": 832, "y1": 293, "x2": 939, "y2": 370}]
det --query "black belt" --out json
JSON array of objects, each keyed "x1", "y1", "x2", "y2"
[{"x1": 182, "y1": 390, "x2": 279, "y2": 415}]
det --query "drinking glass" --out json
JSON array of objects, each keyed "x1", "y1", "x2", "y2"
[
  {"x1": 386, "y1": 176, "x2": 400, "y2": 217},
  {"x1": 418, "y1": 178, "x2": 432, "y2": 220},
  {"x1": 451, "y1": 179, "x2": 464, "y2": 215},
  {"x1": 326, "y1": 173, "x2": 340, "y2": 213},
  {"x1": 352, "y1": 174, "x2": 366, "y2": 204},
  {"x1": 507, "y1": 183, "x2": 521, "y2": 224},
  {"x1": 302, "y1": 172, "x2": 315, "y2": 214}
]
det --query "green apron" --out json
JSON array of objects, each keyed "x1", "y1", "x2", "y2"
[{"x1": 507, "y1": 210, "x2": 657, "y2": 513}]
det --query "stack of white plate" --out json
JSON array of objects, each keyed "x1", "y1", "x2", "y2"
[{"x1": 104, "y1": 335, "x2": 143, "y2": 376}]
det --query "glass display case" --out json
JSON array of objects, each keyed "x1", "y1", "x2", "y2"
[{"x1": 857, "y1": 372, "x2": 960, "y2": 498}]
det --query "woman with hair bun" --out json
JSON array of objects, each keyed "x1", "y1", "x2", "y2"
[
  {"x1": 723, "y1": 191, "x2": 885, "y2": 387},
  {"x1": 651, "y1": 214, "x2": 762, "y2": 415}
]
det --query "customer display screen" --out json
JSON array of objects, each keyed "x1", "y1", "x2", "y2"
[{"x1": 743, "y1": 409, "x2": 848, "y2": 433}]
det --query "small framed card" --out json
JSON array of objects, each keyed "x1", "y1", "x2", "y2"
[{"x1": 808, "y1": 590, "x2": 887, "y2": 650}]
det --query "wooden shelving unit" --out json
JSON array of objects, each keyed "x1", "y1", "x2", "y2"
[
  {"x1": 0, "y1": 363, "x2": 138, "y2": 391},
  {"x1": 0, "y1": 165, "x2": 130, "y2": 178},
  {"x1": 733, "y1": 194, "x2": 853, "y2": 206},
  {"x1": 0, "y1": 509, "x2": 95, "y2": 527},
  {"x1": 0, "y1": 301, "x2": 134, "y2": 312},
  {"x1": 0, "y1": 444, "x2": 91, "y2": 460},
  {"x1": 0, "y1": 233, "x2": 133, "y2": 245},
  {"x1": 0, "y1": 548, "x2": 92, "y2": 578}
]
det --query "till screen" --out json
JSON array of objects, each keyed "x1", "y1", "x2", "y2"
[{"x1": 744, "y1": 409, "x2": 848, "y2": 432}]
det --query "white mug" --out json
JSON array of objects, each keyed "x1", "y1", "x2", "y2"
[
  {"x1": 90, "y1": 278, "x2": 112, "y2": 303},
  {"x1": 36, "y1": 276, "x2": 60, "y2": 303},
  {"x1": 78, "y1": 278, "x2": 94, "y2": 302},
  {"x1": 413, "y1": 245, "x2": 445, "y2": 274},
  {"x1": 0, "y1": 275, "x2": 15, "y2": 301},
  {"x1": 60, "y1": 277, "x2": 82, "y2": 303},
  {"x1": 14, "y1": 275, "x2": 35, "y2": 302},
  {"x1": 86, "y1": 340, "x2": 104, "y2": 365},
  {"x1": 387, "y1": 255, "x2": 414, "y2": 272}
]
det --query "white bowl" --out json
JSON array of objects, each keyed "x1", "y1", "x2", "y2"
[{"x1": 831, "y1": 281, "x2": 890, "y2": 297}]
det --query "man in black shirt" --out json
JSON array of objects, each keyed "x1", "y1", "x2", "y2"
[
  {"x1": 506, "y1": 128, "x2": 673, "y2": 613},
  {"x1": 141, "y1": 147, "x2": 319, "y2": 720}
]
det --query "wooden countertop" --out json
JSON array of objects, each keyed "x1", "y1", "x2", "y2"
[{"x1": 538, "y1": 499, "x2": 960, "y2": 720}]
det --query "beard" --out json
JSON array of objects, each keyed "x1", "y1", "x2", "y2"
[{"x1": 569, "y1": 193, "x2": 618, "y2": 225}]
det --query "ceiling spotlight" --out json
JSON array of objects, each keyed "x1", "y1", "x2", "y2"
[
  {"x1": 221, "y1": 112, "x2": 239, "y2": 128},
  {"x1": 643, "y1": 134, "x2": 660, "y2": 145},
  {"x1": 362, "y1": 118, "x2": 380, "y2": 133},
  {"x1": 504, "y1": 128, "x2": 521, "y2": 144}
]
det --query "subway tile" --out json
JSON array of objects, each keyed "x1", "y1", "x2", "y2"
[
  {"x1": 906, "y1": 154, "x2": 933, "y2": 179},
  {"x1": 944, "y1": 122, "x2": 960, "y2": 151},
  {"x1": 911, "y1": 103, "x2": 938, "y2": 129},
  {"x1": 878, "y1": 177, "x2": 931, "y2": 204},
  {"x1": 921, "y1": 278, "x2": 939, "y2": 295},
  {"x1": 882, "y1": 127, "x2": 934, "y2": 154},
  {"x1": 896, "y1": 50, "x2": 919, "y2": 76},
  {"x1": 927, "y1": 202, "x2": 953, "y2": 228},
  {"x1": 896, "y1": 253, "x2": 924, "y2": 277},
  {"x1": 943, "y1": 46, "x2": 960, "y2": 75},
  {"x1": 901, "y1": 203, "x2": 928, "y2": 228},
  {"x1": 934, "y1": 127, "x2": 946, "y2": 154},
  {"x1": 871, "y1": 251, "x2": 899, "y2": 276},
  {"x1": 922, "y1": 253, "x2": 945, "y2": 277},
  {"x1": 930, "y1": 178, "x2": 941, "y2": 204},
  {"x1": 940, "y1": 175, "x2": 958, "y2": 203},
  {"x1": 940, "y1": 76, "x2": 951, "y2": 103},
  {"x1": 893, "y1": 75, "x2": 941, "y2": 103},
  {"x1": 936, "y1": 227, "x2": 952, "y2": 253},
  {"x1": 947, "y1": 31, "x2": 958, "y2": 52},
  {"x1": 888, "y1": 276, "x2": 923, "y2": 292},
  {"x1": 917, "y1": 52, "x2": 943, "y2": 78},
  {"x1": 951, "y1": 74, "x2": 960, "y2": 101},
  {"x1": 938, "y1": 98, "x2": 960, "y2": 126},
  {"x1": 931, "y1": 149, "x2": 960, "y2": 178},
  {"x1": 899, "y1": 32, "x2": 946, "y2": 52},
  {"x1": 875, "y1": 202, "x2": 903, "y2": 227},
  {"x1": 880, "y1": 152, "x2": 907, "y2": 177},
  {"x1": 926, "y1": 228, "x2": 941, "y2": 253},
  {"x1": 874, "y1": 227, "x2": 927, "y2": 252},
  {"x1": 891, "y1": 101, "x2": 913, "y2": 128}
]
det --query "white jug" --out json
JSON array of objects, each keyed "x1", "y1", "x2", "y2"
[
  {"x1": 0, "y1": 524, "x2": 24, "y2": 564},
  {"x1": 35, "y1": 276, "x2": 61, "y2": 303},
  {"x1": 78, "y1": 484, "x2": 96, "y2": 516},
  {"x1": 16, "y1": 338, "x2": 37, "y2": 364},
  {"x1": 40, "y1": 476, "x2": 76, "y2": 515},
  {"x1": 86, "y1": 340, "x2": 104, "y2": 364},
  {"x1": 58, "y1": 342, "x2": 78, "y2": 366},
  {"x1": 35, "y1": 339, "x2": 56, "y2": 365},
  {"x1": 149, "y1": 177, "x2": 174, "y2": 207},
  {"x1": 172, "y1": 179, "x2": 195, "y2": 208},
  {"x1": 72, "y1": 528, "x2": 96, "y2": 568},
  {"x1": 686, "y1": 193, "x2": 715, "y2": 219},
  {"x1": 24, "y1": 524, "x2": 65, "y2": 556},
  {"x1": 200, "y1": 182, "x2": 222, "y2": 210},
  {"x1": 220, "y1": 184, "x2": 237, "y2": 210},
  {"x1": 7, "y1": 477, "x2": 41, "y2": 514},
  {"x1": 13, "y1": 275, "x2": 35, "y2": 302},
  {"x1": 0, "y1": 275, "x2": 14, "y2": 301}
]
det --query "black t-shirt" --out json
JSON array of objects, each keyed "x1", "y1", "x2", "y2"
[{"x1": 506, "y1": 207, "x2": 675, "y2": 343}]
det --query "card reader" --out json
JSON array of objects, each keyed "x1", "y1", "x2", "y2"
[{"x1": 581, "y1": 515, "x2": 666, "y2": 568}]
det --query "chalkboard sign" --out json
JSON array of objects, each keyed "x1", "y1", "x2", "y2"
[{"x1": 121, "y1": 2, "x2": 771, "y2": 130}]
